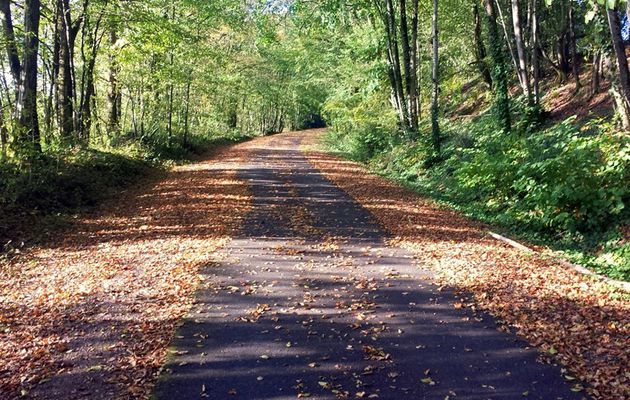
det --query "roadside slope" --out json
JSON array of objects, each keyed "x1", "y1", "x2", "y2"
[
  {"x1": 303, "y1": 129, "x2": 629, "y2": 400},
  {"x1": 0, "y1": 141, "x2": 254, "y2": 399}
]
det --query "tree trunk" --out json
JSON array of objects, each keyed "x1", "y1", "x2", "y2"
[
  {"x1": 372, "y1": 4, "x2": 404, "y2": 124},
  {"x1": 183, "y1": 78, "x2": 191, "y2": 146},
  {"x1": 0, "y1": 0, "x2": 21, "y2": 87},
  {"x1": 531, "y1": 0, "x2": 540, "y2": 104},
  {"x1": 80, "y1": 49, "x2": 97, "y2": 142},
  {"x1": 398, "y1": 0, "x2": 417, "y2": 130},
  {"x1": 431, "y1": 0, "x2": 440, "y2": 154},
  {"x1": 410, "y1": 0, "x2": 420, "y2": 120},
  {"x1": 0, "y1": 96, "x2": 7, "y2": 160},
  {"x1": 606, "y1": 6, "x2": 630, "y2": 129},
  {"x1": 385, "y1": 0, "x2": 410, "y2": 129},
  {"x1": 495, "y1": 0, "x2": 522, "y2": 89},
  {"x1": 168, "y1": 83, "x2": 174, "y2": 143},
  {"x1": 108, "y1": 27, "x2": 121, "y2": 134},
  {"x1": 555, "y1": 2, "x2": 571, "y2": 83},
  {"x1": 473, "y1": 3, "x2": 492, "y2": 86},
  {"x1": 484, "y1": 0, "x2": 511, "y2": 132},
  {"x1": 569, "y1": 3, "x2": 581, "y2": 93},
  {"x1": 56, "y1": 0, "x2": 80, "y2": 140},
  {"x1": 511, "y1": 0, "x2": 531, "y2": 100},
  {"x1": 79, "y1": 7, "x2": 103, "y2": 143},
  {"x1": 16, "y1": 0, "x2": 41, "y2": 152},
  {"x1": 591, "y1": 50, "x2": 601, "y2": 97}
]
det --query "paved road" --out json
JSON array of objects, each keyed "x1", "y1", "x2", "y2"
[{"x1": 155, "y1": 134, "x2": 585, "y2": 399}]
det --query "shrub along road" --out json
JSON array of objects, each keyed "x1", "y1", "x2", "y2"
[{"x1": 1, "y1": 130, "x2": 627, "y2": 399}]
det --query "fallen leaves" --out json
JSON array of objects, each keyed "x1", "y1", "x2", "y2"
[
  {"x1": 303, "y1": 131, "x2": 630, "y2": 400},
  {"x1": 0, "y1": 142, "x2": 254, "y2": 398},
  {"x1": 362, "y1": 345, "x2": 391, "y2": 362},
  {"x1": 237, "y1": 303, "x2": 271, "y2": 323}
]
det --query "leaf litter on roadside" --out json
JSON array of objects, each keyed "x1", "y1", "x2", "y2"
[
  {"x1": 303, "y1": 132, "x2": 630, "y2": 400},
  {"x1": 0, "y1": 142, "x2": 255, "y2": 398}
]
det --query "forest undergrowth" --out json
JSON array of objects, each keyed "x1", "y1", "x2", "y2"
[
  {"x1": 324, "y1": 96, "x2": 630, "y2": 281},
  {"x1": 0, "y1": 130, "x2": 254, "y2": 251}
]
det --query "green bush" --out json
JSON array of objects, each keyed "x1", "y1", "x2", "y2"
[
  {"x1": 454, "y1": 117, "x2": 629, "y2": 233},
  {"x1": 0, "y1": 129, "x2": 254, "y2": 246},
  {"x1": 0, "y1": 149, "x2": 154, "y2": 214},
  {"x1": 326, "y1": 111, "x2": 630, "y2": 280}
]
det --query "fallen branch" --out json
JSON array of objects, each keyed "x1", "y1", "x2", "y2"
[{"x1": 488, "y1": 231, "x2": 630, "y2": 293}]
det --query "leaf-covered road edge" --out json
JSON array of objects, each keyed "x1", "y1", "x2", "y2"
[
  {"x1": 0, "y1": 141, "x2": 254, "y2": 399},
  {"x1": 301, "y1": 130, "x2": 629, "y2": 400}
]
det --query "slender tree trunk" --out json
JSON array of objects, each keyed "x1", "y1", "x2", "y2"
[
  {"x1": 531, "y1": 0, "x2": 540, "y2": 104},
  {"x1": 431, "y1": 0, "x2": 440, "y2": 154},
  {"x1": 0, "y1": 0, "x2": 21, "y2": 87},
  {"x1": 410, "y1": 0, "x2": 420, "y2": 120},
  {"x1": 385, "y1": 0, "x2": 410, "y2": 129},
  {"x1": 79, "y1": 9, "x2": 103, "y2": 143},
  {"x1": 183, "y1": 78, "x2": 191, "y2": 146},
  {"x1": 511, "y1": 0, "x2": 531, "y2": 100},
  {"x1": 606, "y1": 6, "x2": 630, "y2": 129},
  {"x1": 398, "y1": 0, "x2": 417, "y2": 130},
  {"x1": 16, "y1": 0, "x2": 41, "y2": 152},
  {"x1": 0, "y1": 96, "x2": 7, "y2": 160},
  {"x1": 167, "y1": 0, "x2": 175, "y2": 144},
  {"x1": 0, "y1": 58, "x2": 13, "y2": 110},
  {"x1": 495, "y1": 0, "x2": 522, "y2": 89},
  {"x1": 168, "y1": 83, "x2": 174, "y2": 143},
  {"x1": 43, "y1": 56, "x2": 55, "y2": 134},
  {"x1": 555, "y1": 1, "x2": 570, "y2": 83},
  {"x1": 80, "y1": 44, "x2": 98, "y2": 142},
  {"x1": 373, "y1": 5, "x2": 404, "y2": 124},
  {"x1": 591, "y1": 50, "x2": 601, "y2": 97},
  {"x1": 56, "y1": 0, "x2": 79, "y2": 140},
  {"x1": 473, "y1": 3, "x2": 492, "y2": 86},
  {"x1": 484, "y1": 0, "x2": 511, "y2": 132},
  {"x1": 569, "y1": 3, "x2": 580, "y2": 93},
  {"x1": 108, "y1": 28, "x2": 121, "y2": 134}
]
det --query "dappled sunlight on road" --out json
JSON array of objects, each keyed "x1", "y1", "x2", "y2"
[
  {"x1": 302, "y1": 130, "x2": 629, "y2": 399},
  {"x1": 0, "y1": 142, "x2": 254, "y2": 399}
]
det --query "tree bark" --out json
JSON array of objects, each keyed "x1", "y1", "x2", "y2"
[
  {"x1": 511, "y1": 0, "x2": 531, "y2": 100},
  {"x1": 0, "y1": 0, "x2": 21, "y2": 87},
  {"x1": 385, "y1": 0, "x2": 410, "y2": 129},
  {"x1": 79, "y1": 11, "x2": 103, "y2": 143},
  {"x1": 56, "y1": 0, "x2": 81, "y2": 140},
  {"x1": 398, "y1": 0, "x2": 417, "y2": 130},
  {"x1": 16, "y1": 0, "x2": 41, "y2": 152},
  {"x1": 484, "y1": 0, "x2": 511, "y2": 132},
  {"x1": 108, "y1": 27, "x2": 122, "y2": 134},
  {"x1": 183, "y1": 78, "x2": 191, "y2": 146},
  {"x1": 606, "y1": 6, "x2": 630, "y2": 129},
  {"x1": 431, "y1": 0, "x2": 440, "y2": 154},
  {"x1": 495, "y1": 0, "x2": 522, "y2": 89},
  {"x1": 0, "y1": 96, "x2": 7, "y2": 160},
  {"x1": 410, "y1": 0, "x2": 420, "y2": 120},
  {"x1": 473, "y1": 3, "x2": 492, "y2": 86},
  {"x1": 569, "y1": 2, "x2": 581, "y2": 92},
  {"x1": 554, "y1": 1, "x2": 571, "y2": 83},
  {"x1": 531, "y1": 0, "x2": 540, "y2": 104},
  {"x1": 590, "y1": 50, "x2": 601, "y2": 97}
]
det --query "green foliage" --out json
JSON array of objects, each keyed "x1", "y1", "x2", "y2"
[
  {"x1": 327, "y1": 110, "x2": 630, "y2": 280},
  {"x1": 0, "y1": 129, "x2": 252, "y2": 241},
  {"x1": 0, "y1": 149, "x2": 153, "y2": 215},
  {"x1": 454, "y1": 116, "x2": 628, "y2": 233}
]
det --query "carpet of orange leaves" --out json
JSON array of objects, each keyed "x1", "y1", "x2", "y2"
[
  {"x1": 302, "y1": 130, "x2": 629, "y2": 400},
  {"x1": 0, "y1": 143, "x2": 253, "y2": 399}
]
